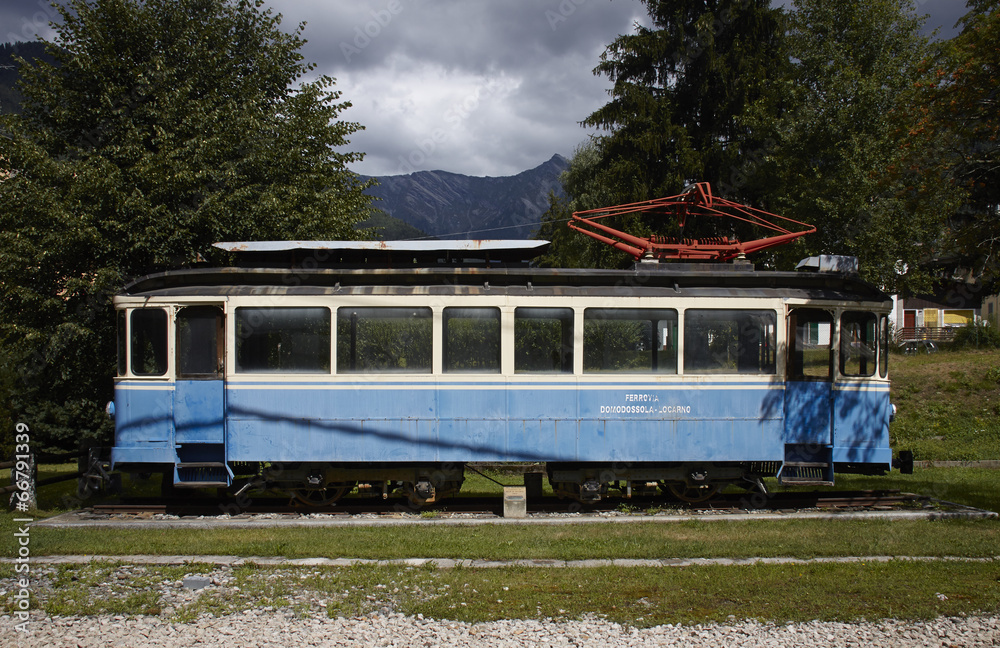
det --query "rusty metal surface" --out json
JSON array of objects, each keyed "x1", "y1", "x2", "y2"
[{"x1": 570, "y1": 182, "x2": 816, "y2": 262}]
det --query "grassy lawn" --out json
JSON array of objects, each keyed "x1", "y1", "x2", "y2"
[
  {"x1": 1, "y1": 516, "x2": 998, "y2": 560},
  {"x1": 2, "y1": 560, "x2": 998, "y2": 627},
  {"x1": 889, "y1": 348, "x2": 1000, "y2": 460}
]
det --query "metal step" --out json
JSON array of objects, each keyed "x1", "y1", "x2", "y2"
[
  {"x1": 779, "y1": 476, "x2": 835, "y2": 486},
  {"x1": 174, "y1": 461, "x2": 232, "y2": 488},
  {"x1": 778, "y1": 461, "x2": 833, "y2": 486},
  {"x1": 173, "y1": 481, "x2": 230, "y2": 489}
]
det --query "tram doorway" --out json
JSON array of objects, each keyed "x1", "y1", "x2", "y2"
[
  {"x1": 783, "y1": 308, "x2": 834, "y2": 484},
  {"x1": 172, "y1": 305, "x2": 229, "y2": 486}
]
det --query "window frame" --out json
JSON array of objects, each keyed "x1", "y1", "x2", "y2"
[
  {"x1": 336, "y1": 306, "x2": 433, "y2": 374},
  {"x1": 442, "y1": 306, "x2": 502, "y2": 374},
  {"x1": 514, "y1": 307, "x2": 574, "y2": 374},
  {"x1": 129, "y1": 308, "x2": 169, "y2": 377},
  {"x1": 839, "y1": 311, "x2": 879, "y2": 378},
  {"x1": 235, "y1": 306, "x2": 332, "y2": 375},
  {"x1": 683, "y1": 308, "x2": 777, "y2": 375},
  {"x1": 787, "y1": 308, "x2": 834, "y2": 381},
  {"x1": 176, "y1": 305, "x2": 225, "y2": 380},
  {"x1": 583, "y1": 307, "x2": 678, "y2": 374}
]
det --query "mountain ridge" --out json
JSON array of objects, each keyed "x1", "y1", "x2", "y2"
[{"x1": 364, "y1": 154, "x2": 568, "y2": 240}]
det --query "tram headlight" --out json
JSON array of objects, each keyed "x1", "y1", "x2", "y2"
[{"x1": 105, "y1": 400, "x2": 115, "y2": 420}]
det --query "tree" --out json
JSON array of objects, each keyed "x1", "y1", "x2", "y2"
[
  {"x1": 535, "y1": 141, "x2": 642, "y2": 269},
  {"x1": 583, "y1": 0, "x2": 787, "y2": 204},
  {"x1": 912, "y1": 1, "x2": 1000, "y2": 285},
  {"x1": 0, "y1": 0, "x2": 375, "y2": 451},
  {"x1": 745, "y1": 0, "x2": 958, "y2": 291},
  {"x1": 538, "y1": 0, "x2": 788, "y2": 268}
]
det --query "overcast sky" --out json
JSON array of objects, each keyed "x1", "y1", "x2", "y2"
[{"x1": 2, "y1": 0, "x2": 970, "y2": 178}]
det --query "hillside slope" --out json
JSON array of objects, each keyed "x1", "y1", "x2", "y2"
[{"x1": 365, "y1": 154, "x2": 568, "y2": 240}]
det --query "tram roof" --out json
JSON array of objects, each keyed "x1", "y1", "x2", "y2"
[
  {"x1": 212, "y1": 239, "x2": 550, "y2": 268},
  {"x1": 121, "y1": 257, "x2": 891, "y2": 307},
  {"x1": 213, "y1": 240, "x2": 550, "y2": 253}
]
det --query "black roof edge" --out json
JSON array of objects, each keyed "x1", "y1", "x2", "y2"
[{"x1": 121, "y1": 265, "x2": 890, "y2": 303}]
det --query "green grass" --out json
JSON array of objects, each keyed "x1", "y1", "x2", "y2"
[
  {"x1": 2, "y1": 560, "x2": 998, "y2": 626},
  {"x1": 829, "y1": 467, "x2": 1000, "y2": 513},
  {"x1": 3, "y1": 516, "x2": 997, "y2": 561},
  {"x1": 889, "y1": 349, "x2": 1000, "y2": 460}
]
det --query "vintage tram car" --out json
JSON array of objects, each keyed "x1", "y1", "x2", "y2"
[{"x1": 108, "y1": 234, "x2": 898, "y2": 505}]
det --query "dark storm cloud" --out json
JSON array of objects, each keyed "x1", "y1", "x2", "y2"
[
  {"x1": 1, "y1": 0, "x2": 978, "y2": 177},
  {"x1": 263, "y1": 0, "x2": 648, "y2": 176},
  {"x1": 916, "y1": 0, "x2": 970, "y2": 38}
]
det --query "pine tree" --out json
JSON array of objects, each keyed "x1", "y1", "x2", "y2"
[{"x1": 583, "y1": 0, "x2": 787, "y2": 204}]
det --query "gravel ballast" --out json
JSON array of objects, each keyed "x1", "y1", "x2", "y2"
[
  {"x1": 3, "y1": 560, "x2": 997, "y2": 646},
  {"x1": 3, "y1": 612, "x2": 998, "y2": 647}
]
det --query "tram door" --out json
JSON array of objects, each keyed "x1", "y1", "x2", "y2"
[
  {"x1": 173, "y1": 306, "x2": 227, "y2": 479},
  {"x1": 783, "y1": 308, "x2": 834, "y2": 481}
]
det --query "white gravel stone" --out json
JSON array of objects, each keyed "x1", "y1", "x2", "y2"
[{"x1": 2, "y1": 613, "x2": 997, "y2": 647}]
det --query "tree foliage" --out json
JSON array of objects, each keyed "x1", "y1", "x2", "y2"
[
  {"x1": 910, "y1": 2, "x2": 1000, "y2": 285},
  {"x1": 543, "y1": 0, "x2": 961, "y2": 290},
  {"x1": 584, "y1": 0, "x2": 786, "y2": 203},
  {"x1": 538, "y1": 0, "x2": 786, "y2": 268},
  {"x1": 746, "y1": 0, "x2": 956, "y2": 291},
  {"x1": 0, "y1": 0, "x2": 375, "y2": 450}
]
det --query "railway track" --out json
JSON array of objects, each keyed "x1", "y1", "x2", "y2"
[{"x1": 89, "y1": 489, "x2": 917, "y2": 518}]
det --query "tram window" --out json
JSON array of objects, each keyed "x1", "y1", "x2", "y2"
[
  {"x1": 788, "y1": 308, "x2": 833, "y2": 380},
  {"x1": 337, "y1": 307, "x2": 431, "y2": 373},
  {"x1": 177, "y1": 306, "x2": 223, "y2": 379},
  {"x1": 840, "y1": 311, "x2": 877, "y2": 377},
  {"x1": 236, "y1": 307, "x2": 331, "y2": 374},
  {"x1": 116, "y1": 310, "x2": 127, "y2": 376},
  {"x1": 684, "y1": 309, "x2": 776, "y2": 374},
  {"x1": 130, "y1": 309, "x2": 168, "y2": 376},
  {"x1": 879, "y1": 315, "x2": 889, "y2": 378},
  {"x1": 444, "y1": 307, "x2": 500, "y2": 373},
  {"x1": 583, "y1": 309, "x2": 677, "y2": 374},
  {"x1": 515, "y1": 307, "x2": 573, "y2": 373}
]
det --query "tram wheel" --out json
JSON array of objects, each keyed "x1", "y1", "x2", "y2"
[
  {"x1": 291, "y1": 483, "x2": 352, "y2": 507},
  {"x1": 402, "y1": 479, "x2": 463, "y2": 507},
  {"x1": 664, "y1": 482, "x2": 719, "y2": 503}
]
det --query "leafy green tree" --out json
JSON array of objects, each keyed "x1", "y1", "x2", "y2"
[
  {"x1": 910, "y1": 2, "x2": 1000, "y2": 286},
  {"x1": 745, "y1": 0, "x2": 958, "y2": 291},
  {"x1": 0, "y1": 0, "x2": 375, "y2": 451},
  {"x1": 535, "y1": 142, "x2": 642, "y2": 268}
]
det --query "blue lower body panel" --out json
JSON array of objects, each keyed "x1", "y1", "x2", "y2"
[
  {"x1": 111, "y1": 378, "x2": 892, "y2": 473},
  {"x1": 223, "y1": 380, "x2": 786, "y2": 463}
]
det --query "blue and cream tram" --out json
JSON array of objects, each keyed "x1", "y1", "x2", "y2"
[{"x1": 109, "y1": 239, "x2": 897, "y2": 504}]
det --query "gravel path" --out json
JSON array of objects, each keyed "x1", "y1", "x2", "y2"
[
  {"x1": 4, "y1": 560, "x2": 997, "y2": 646},
  {"x1": 3, "y1": 612, "x2": 998, "y2": 647}
]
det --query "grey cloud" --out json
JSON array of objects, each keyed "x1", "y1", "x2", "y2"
[
  {"x1": 2, "y1": 0, "x2": 971, "y2": 178},
  {"x1": 1, "y1": 0, "x2": 61, "y2": 44}
]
